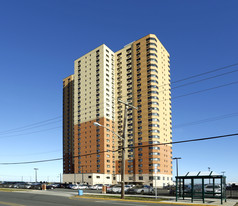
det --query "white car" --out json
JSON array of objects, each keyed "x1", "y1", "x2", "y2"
[
  {"x1": 111, "y1": 185, "x2": 122, "y2": 193},
  {"x1": 69, "y1": 184, "x2": 79, "y2": 190},
  {"x1": 78, "y1": 184, "x2": 88, "y2": 189},
  {"x1": 127, "y1": 185, "x2": 154, "y2": 195},
  {"x1": 91, "y1": 184, "x2": 103, "y2": 190},
  {"x1": 205, "y1": 184, "x2": 221, "y2": 195},
  {"x1": 107, "y1": 184, "x2": 131, "y2": 193}
]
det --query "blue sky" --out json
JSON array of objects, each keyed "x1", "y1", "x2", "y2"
[{"x1": 0, "y1": 0, "x2": 237, "y2": 183}]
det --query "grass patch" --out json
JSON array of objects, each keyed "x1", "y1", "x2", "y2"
[
  {"x1": 0, "y1": 188, "x2": 26, "y2": 192},
  {"x1": 77, "y1": 194, "x2": 166, "y2": 202}
]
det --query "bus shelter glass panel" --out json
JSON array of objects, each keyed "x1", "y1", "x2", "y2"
[
  {"x1": 184, "y1": 179, "x2": 191, "y2": 197},
  {"x1": 194, "y1": 178, "x2": 203, "y2": 199}
]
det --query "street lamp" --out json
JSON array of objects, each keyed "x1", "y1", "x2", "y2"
[
  {"x1": 34, "y1": 168, "x2": 39, "y2": 182},
  {"x1": 93, "y1": 122, "x2": 122, "y2": 138},
  {"x1": 172, "y1": 157, "x2": 181, "y2": 177}
]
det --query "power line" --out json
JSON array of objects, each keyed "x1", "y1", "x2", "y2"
[
  {"x1": 171, "y1": 69, "x2": 238, "y2": 90},
  {"x1": 2, "y1": 110, "x2": 237, "y2": 140},
  {"x1": 129, "y1": 132, "x2": 238, "y2": 150},
  {"x1": 1, "y1": 80, "x2": 237, "y2": 139},
  {"x1": 0, "y1": 120, "x2": 62, "y2": 136},
  {"x1": 0, "y1": 116, "x2": 62, "y2": 135},
  {"x1": 1, "y1": 79, "x2": 237, "y2": 139},
  {"x1": 1, "y1": 132, "x2": 237, "y2": 165},
  {"x1": 171, "y1": 80, "x2": 238, "y2": 100},
  {"x1": 0, "y1": 126, "x2": 61, "y2": 139},
  {"x1": 1, "y1": 64, "x2": 238, "y2": 136},
  {"x1": 172, "y1": 63, "x2": 238, "y2": 84},
  {"x1": 0, "y1": 150, "x2": 61, "y2": 157},
  {"x1": 173, "y1": 112, "x2": 238, "y2": 128},
  {"x1": 0, "y1": 158, "x2": 63, "y2": 165},
  {"x1": 73, "y1": 79, "x2": 238, "y2": 114},
  {"x1": 117, "y1": 68, "x2": 238, "y2": 99}
]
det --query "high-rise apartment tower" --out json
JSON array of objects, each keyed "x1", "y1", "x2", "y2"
[{"x1": 63, "y1": 34, "x2": 172, "y2": 187}]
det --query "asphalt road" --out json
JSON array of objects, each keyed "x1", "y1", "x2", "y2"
[{"x1": 0, "y1": 191, "x2": 188, "y2": 206}]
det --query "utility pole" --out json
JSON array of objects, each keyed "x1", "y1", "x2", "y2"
[
  {"x1": 60, "y1": 173, "x2": 62, "y2": 183},
  {"x1": 94, "y1": 98, "x2": 137, "y2": 200},
  {"x1": 172, "y1": 157, "x2": 181, "y2": 177},
  {"x1": 81, "y1": 165, "x2": 84, "y2": 183},
  {"x1": 118, "y1": 99, "x2": 137, "y2": 199},
  {"x1": 208, "y1": 167, "x2": 211, "y2": 184},
  {"x1": 154, "y1": 164, "x2": 158, "y2": 199},
  {"x1": 34, "y1": 168, "x2": 38, "y2": 182}
]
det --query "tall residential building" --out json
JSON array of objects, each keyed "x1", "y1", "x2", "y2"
[{"x1": 63, "y1": 34, "x2": 172, "y2": 187}]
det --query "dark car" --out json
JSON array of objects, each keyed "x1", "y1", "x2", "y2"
[
  {"x1": 227, "y1": 184, "x2": 238, "y2": 190},
  {"x1": 31, "y1": 183, "x2": 42, "y2": 190},
  {"x1": 46, "y1": 184, "x2": 54, "y2": 189}
]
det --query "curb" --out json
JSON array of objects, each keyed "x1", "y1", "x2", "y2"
[{"x1": 71, "y1": 195, "x2": 219, "y2": 206}]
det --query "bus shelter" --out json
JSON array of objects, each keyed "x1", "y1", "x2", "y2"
[{"x1": 175, "y1": 171, "x2": 226, "y2": 204}]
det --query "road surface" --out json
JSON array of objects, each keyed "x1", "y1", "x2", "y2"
[{"x1": 0, "y1": 191, "x2": 189, "y2": 206}]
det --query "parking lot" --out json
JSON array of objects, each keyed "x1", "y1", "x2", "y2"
[{"x1": 0, "y1": 182, "x2": 237, "y2": 199}]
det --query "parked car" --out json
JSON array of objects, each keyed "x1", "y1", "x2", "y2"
[
  {"x1": 91, "y1": 184, "x2": 103, "y2": 190},
  {"x1": 126, "y1": 185, "x2": 154, "y2": 195},
  {"x1": 2, "y1": 182, "x2": 15, "y2": 188},
  {"x1": 107, "y1": 184, "x2": 140, "y2": 194},
  {"x1": 88, "y1": 185, "x2": 93, "y2": 190},
  {"x1": 69, "y1": 184, "x2": 80, "y2": 190},
  {"x1": 31, "y1": 183, "x2": 42, "y2": 190},
  {"x1": 110, "y1": 185, "x2": 122, "y2": 193},
  {"x1": 46, "y1": 184, "x2": 54, "y2": 189},
  {"x1": 205, "y1": 184, "x2": 221, "y2": 196},
  {"x1": 227, "y1": 184, "x2": 238, "y2": 190},
  {"x1": 50, "y1": 183, "x2": 61, "y2": 188},
  {"x1": 14, "y1": 182, "x2": 32, "y2": 189},
  {"x1": 78, "y1": 184, "x2": 88, "y2": 189}
]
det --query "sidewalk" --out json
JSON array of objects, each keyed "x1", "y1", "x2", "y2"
[
  {"x1": 83, "y1": 192, "x2": 237, "y2": 206},
  {"x1": 161, "y1": 197, "x2": 237, "y2": 206}
]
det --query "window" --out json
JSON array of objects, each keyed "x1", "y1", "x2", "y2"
[
  {"x1": 147, "y1": 43, "x2": 157, "y2": 47},
  {"x1": 139, "y1": 176, "x2": 143, "y2": 180},
  {"x1": 147, "y1": 64, "x2": 158, "y2": 68},
  {"x1": 146, "y1": 37, "x2": 157, "y2": 42},
  {"x1": 147, "y1": 48, "x2": 157, "y2": 52}
]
